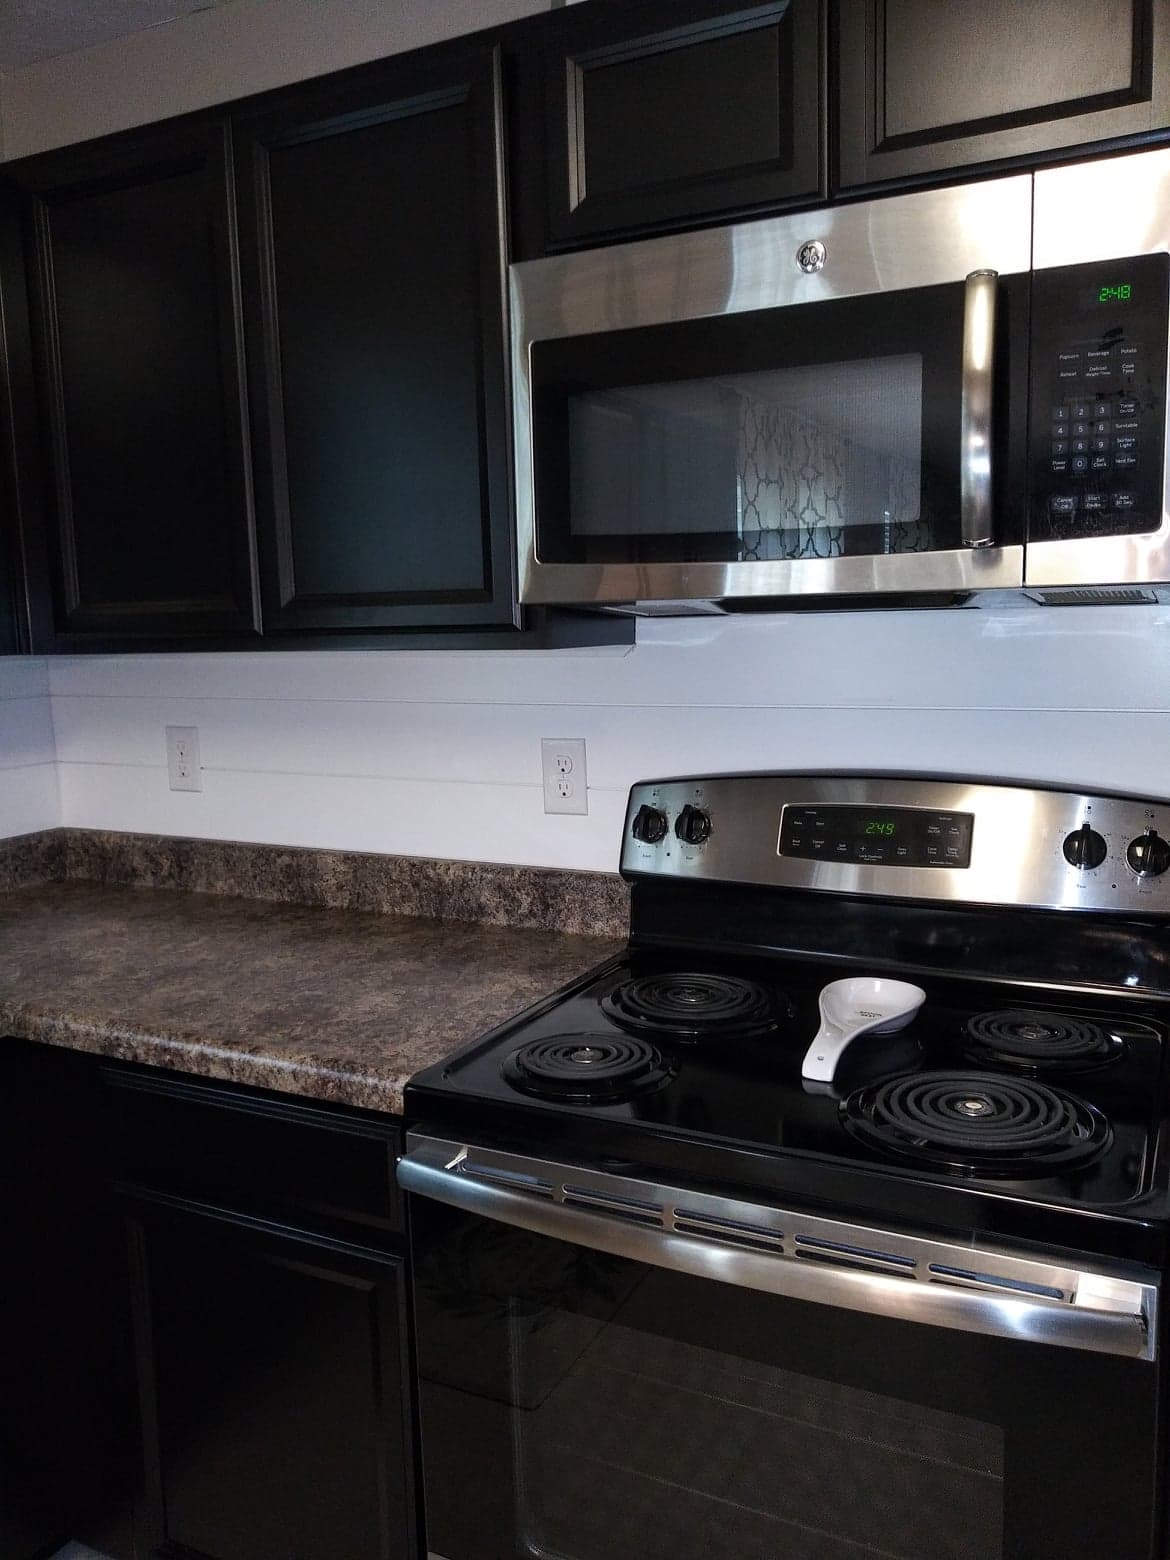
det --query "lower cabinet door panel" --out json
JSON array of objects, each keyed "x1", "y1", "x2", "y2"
[{"x1": 125, "y1": 1193, "x2": 418, "y2": 1560}]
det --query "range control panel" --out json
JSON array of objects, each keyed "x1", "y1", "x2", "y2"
[
  {"x1": 1030, "y1": 252, "x2": 1168, "y2": 544},
  {"x1": 778, "y1": 805, "x2": 974, "y2": 869},
  {"x1": 621, "y1": 775, "x2": 1170, "y2": 914}
]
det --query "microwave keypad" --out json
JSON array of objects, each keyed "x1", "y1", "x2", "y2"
[{"x1": 1030, "y1": 255, "x2": 1167, "y2": 543}]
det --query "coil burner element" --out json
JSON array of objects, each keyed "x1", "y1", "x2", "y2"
[
  {"x1": 965, "y1": 1010, "x2": 1125, "y2": 1072},
  {"x1": 502, "y1": 1034, "x2": 676, "y2": 1105},
  {"x1": 602, "y1": 972, "x2": 783, "y2": 1042},
  {"x1": 842, "y1": 1070, "x2": 1112, "y2": 1177}
]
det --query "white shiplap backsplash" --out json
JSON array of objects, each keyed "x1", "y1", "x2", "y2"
[
  {"x1": 0, "y1": 657, "x2": 60, "y2": 836},
  {"x1": 8, "y1": 602, "x2": 1168, "y2": 869}
]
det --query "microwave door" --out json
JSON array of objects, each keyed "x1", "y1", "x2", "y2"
[{"x1": 512, "y1": 177, "x2": 1032, "y2": 607}]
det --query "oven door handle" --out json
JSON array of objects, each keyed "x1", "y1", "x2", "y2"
[
  {"x1": 398, "y1": 1138, "x2": 1156, "y2": 1362},
  {"x1": 960, "y1": 267, "x2": 998, "y2": 548}
]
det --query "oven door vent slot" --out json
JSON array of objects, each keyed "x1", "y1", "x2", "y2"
[
  {"x1": 927, "y1": 1263, "x2": 1067, "y2": 1300},
  {"x1": 672, "y1": 1208, "x2": 786, "y2": 1252},
  {"x1": 795, "y1": 1234, "x2": 917, "y2": 1274},
  {"x1": 561, "y1": 1184, "x2": 664, "y2": 1225},
  {"x1": 458, "y1": 1161, "x2": 556, "y2": 1198}
]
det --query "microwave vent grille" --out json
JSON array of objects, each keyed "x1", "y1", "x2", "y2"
[{"x1": 1025, "y1": 587, "x2": 1158, "y2": 606}]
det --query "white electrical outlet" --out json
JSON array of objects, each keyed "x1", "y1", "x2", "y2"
[
  {"x1": 541, "y1": 738, "x2": 588, "y2": 815},
  {"x1": 166, "y1": 725, "x2": 202, "y2": 792}
]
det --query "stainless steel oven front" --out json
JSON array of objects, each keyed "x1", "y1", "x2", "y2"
[
  {"x1": 401, "y1": 1134, "x2": 1161, "y2": 1560},
  {"x1": 511, "y1": 149, "x2": 1170, "y2": 610}
]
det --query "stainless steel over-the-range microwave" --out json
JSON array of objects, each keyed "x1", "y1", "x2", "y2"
[{"x1": 510, "y1": 147, "x2": 1170, "y2": 611}]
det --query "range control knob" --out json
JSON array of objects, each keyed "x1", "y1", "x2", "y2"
[
  {"x1": 1126, "y1": 829, "x2": 1170, "y2": 878},
  {"x1": 675, "y1": 805, "x2": 712, "y2": 845},
  {"x1": 631, "y1": 804, "x2": 668, "y2": 844},
  {"x1": 1063, "y1": 823, "x2": 1107, "y2": 871}
]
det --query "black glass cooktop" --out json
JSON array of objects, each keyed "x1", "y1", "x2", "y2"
[{"x1": 408, "y1": 951, "x2": 1168, "y2": 1223}]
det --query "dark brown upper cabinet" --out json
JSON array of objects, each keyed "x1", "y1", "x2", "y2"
[
  {"x1": 512, "y1": 0, "x2": 825, "y2": 256},
  {"x1": 5, "y1": 120, "x2": 260, "y2": 644},
  {"x1": 234, "y1": 43, "x2": 518, "y2": 635},
  {"x1": 837, "y1": 0, "x2": 1170, "y2": 192}
]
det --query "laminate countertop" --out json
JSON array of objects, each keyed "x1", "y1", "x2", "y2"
[{"x1": 0, "y1": 881, "x2": 624, "y2": 1113}]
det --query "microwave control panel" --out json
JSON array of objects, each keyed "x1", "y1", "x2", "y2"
[{"x1": 1030, "y1": 252, "x2": 1168, "y2": 543}]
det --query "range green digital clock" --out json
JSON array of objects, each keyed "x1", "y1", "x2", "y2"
[{"x1": 1098, "y1": 284, "x2": 1132, "y2": 302}]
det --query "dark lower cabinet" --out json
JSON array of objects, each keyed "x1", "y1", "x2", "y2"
[
  {"x1": 126, "y1": 1193, "x2": 417, "y2": 1560},
  {"x1": 4, "y1": 121, "x2": 260, "y2": 645},
  {"x1": 103, "y1": 1063, "x2": 419, "y2": 1560},
  {"x1": 510, "y1": 0, "x2": 825, "y2": 255},
  {"x1": 837, "y1": 0, "x2": 1170, "y2": 191},
  {"x1": 235, "y1": 43, "x2": 517, "y2": 635},
  {"x1": 1, "y1": 1042, "x2": 137, "y2": 1560},
  {"x1": 0, "y1": 1048, "x2": 419, "y2": 1560}
]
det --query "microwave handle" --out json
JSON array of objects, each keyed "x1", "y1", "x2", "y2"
[
  {"x1": 398, "y1": 1136, "x2": 1155, "y2": 1362},
  {"x1": 960, "y1": 268, "x2": 998, "y2": 548}
]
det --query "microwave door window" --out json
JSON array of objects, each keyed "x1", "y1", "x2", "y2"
[
  {"x1": 569, "y1": 387, "x2": 740, "y2": 541},
  {"x1": 732, "y1": 356, "x2": 927, "y2": 560},
  {"x1": 551, "y1": 354, "x2": 933, "y2": 566}
]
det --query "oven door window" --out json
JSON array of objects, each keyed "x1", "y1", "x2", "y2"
[
  {"x1": 530, "y1": 281, "x2": 1026, "y2": 568},
  {"x1": 412, "y1": 1205, "x2": 1155, "y2": 1560}
]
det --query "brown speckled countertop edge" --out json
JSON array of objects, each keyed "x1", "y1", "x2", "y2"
[
  {"x1": 0, "y1": 826, "x2": 630, "y2": 937},
  {"x1": 1, "y1": 999, "x2": 409, "y2": 1112}
]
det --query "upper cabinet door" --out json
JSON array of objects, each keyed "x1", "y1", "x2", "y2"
[
  {"x1": 234, "y1": 44, "x2": 517, "y2": 635},
  {"x1": 837, "y1": 0, "x2": 1170, "y2": 191},
  {"x1": 9, "y1": 121, "x2": 260, "y2": 644},
  {"x1": 526, "y1": 0, "x2": 825, "y2": 253}
]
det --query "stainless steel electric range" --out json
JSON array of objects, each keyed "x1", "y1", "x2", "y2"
[{"x1": 400, "y1": 775, "x2": 1170, "y2": 1560}]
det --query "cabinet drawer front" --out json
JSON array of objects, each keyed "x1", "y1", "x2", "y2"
[{"x1": 104, "y1": 1065, "x2": 402, "y2": 1232}]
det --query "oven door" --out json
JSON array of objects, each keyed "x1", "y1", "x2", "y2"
[
  {"x1": 401, "y1": 1134, "x2": 1161, "y2": 1560},
  {"x1": 511, "y1": 178, "x2": 1033, "y2": 608}
]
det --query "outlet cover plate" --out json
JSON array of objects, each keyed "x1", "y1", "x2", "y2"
[
  {"x1": 541, "y1": 737, "x2": 587, "y2": 815},
  {"x1": 166, "y1": 725, "x2": 202, "y2": 792}
]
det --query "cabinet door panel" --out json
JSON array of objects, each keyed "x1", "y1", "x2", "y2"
[
  {"x1": 13, "y1": 122, "x2": 259, "y2": 641},
  {"x1": 837, "y1": 0, "x2": 1170, "y2": 191},
  {"x1": 237, "y1": 47, "x2": 516, "y2": 633},
  {"x1": 128, "y1": 1196, "x2": 416, "y2": 1560},
  {"x1": 540, "y1": 0, "x2": 824, "y2": 249}
]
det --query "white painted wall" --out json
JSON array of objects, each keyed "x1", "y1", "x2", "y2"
[
  {"x1": 44, "y1": 603, "x2": 1170, "y2": 872},
  {"x1": 0, "y1": 658, "x2": 60, "y2": 836},
  {"x1": 0, "y1": 0, "x2": 552, "y2": 159}
]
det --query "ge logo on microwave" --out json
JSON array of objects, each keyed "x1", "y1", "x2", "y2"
[{"x1": 796, "y1": 239, "x2": 827, "y2": 273}]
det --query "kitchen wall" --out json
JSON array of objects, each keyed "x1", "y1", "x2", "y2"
[
  {"x1": 0, "y1": 657, "x2": 59, "y2": 836},
  {"x1": 44, "y1": 603, "x2": 1170, "y2": 873},
  {"x1": 3, "y1": 4, "x2": 1169, "y2": 872},
  {"x1": 0, "y1": 0, "x2": 554, "y2": 160}
]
